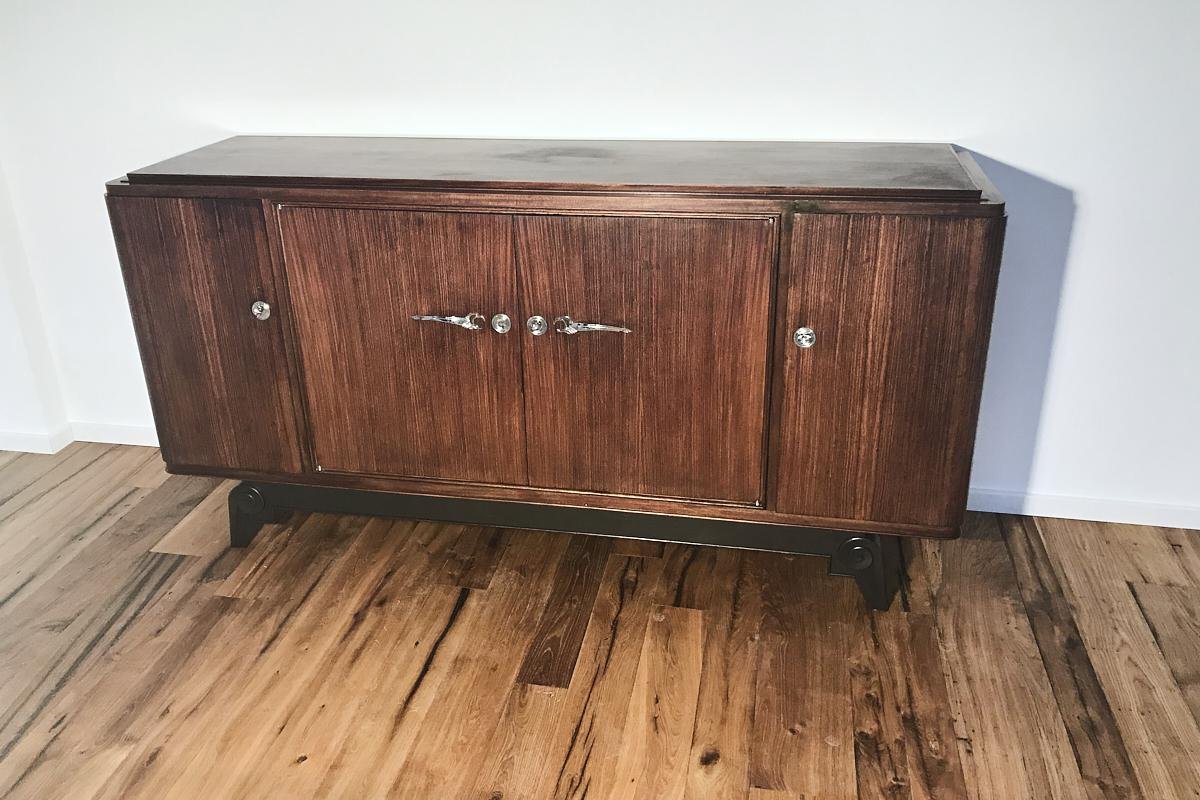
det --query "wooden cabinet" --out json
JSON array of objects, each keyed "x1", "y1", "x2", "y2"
[{"x1": 107, "y1": 137, "x2": 1006, "y2": 609}]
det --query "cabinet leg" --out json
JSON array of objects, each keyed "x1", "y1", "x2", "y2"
[
  {"x1": 228, "y1": 483, "x2": 272, "y2": 548},
  {"x1": 830, "y1": 534, "x2": 902, "y2": 611},
  {"x1": 223, "y1": 479, "x2": 905, "y2": 608}
]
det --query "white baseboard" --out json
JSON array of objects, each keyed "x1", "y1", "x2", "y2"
[
  {"x1": 0, "y1": 424, "x2": 74, "y2": 454},
  {"x1": 69, "y1": 421, "x2": 159, "y2": 447},
  {"x1": 969, "y1": 487, "x2": 1200, "y2": 530}
]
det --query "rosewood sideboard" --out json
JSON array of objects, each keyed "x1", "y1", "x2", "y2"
[{"x1": 105, "y1": 136, "x2": 1005, "y2": 610}]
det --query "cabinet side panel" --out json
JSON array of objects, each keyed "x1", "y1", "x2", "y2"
[
  {"x1": 775, "y1": 213, "x2": 1003, "y2": 529},
  {"x1": 107, "y1": 196, "x2": 303, "y2": 473}
]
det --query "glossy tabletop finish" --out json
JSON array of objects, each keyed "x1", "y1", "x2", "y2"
[{"x1": 125, "y1": 136, "x2": 986, "y2": 200}]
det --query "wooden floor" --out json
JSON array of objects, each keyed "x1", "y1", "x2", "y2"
[{"x1": 0, "y1": 445, "x2": 1198, "y2": 798}]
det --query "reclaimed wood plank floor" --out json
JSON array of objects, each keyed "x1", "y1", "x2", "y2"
[{"x1": 0, "y1": 444, "x2": 1198, "y2": 799}]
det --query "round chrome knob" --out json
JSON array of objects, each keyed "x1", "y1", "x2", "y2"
[
  {"x1": 251, "y1": 300, "x2": 271, "y2": 321},
  {"x1": 792, "y1": 326, "x2": 816, "y2": 348},
  {"x1": 526, "y1": 315, "x2": 549, "y2": 336},
  {"x1": 491, "y1": 313, "x2": 512, "y2": 334}
]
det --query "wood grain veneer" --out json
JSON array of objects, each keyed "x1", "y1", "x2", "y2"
[
  {"x1": 127, "y1": 137, "x2": 984, "y2": 200},
  {"x1": 774, "y1": 212, "x2": 1004, "y2": 529},
  {"x1": 107, "y1": 197, "x2": 303, "y2": 474},
  {"x1": 278, "y1": 206, "x2": 526, "y2": 484},
  {"x1": 517, "y1": 213, "x2": 776, "y2": 504},
  {"x1": 105, "y1": 137, "x2": 1007, "y2": 544}
]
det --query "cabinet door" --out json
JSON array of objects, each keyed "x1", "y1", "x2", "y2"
[
  {"x1": 108, "y1": 197, "x2": 303, "y2": 473},
  {"x1": 516, "y1": 214, "x2": 776, "y2": 504},
  {"x1": 775, "y1": 213, "x2": 1003, "y2": 531},
  {"x1": 280, "y1": 207, "x2": 525, "y2": 485}
]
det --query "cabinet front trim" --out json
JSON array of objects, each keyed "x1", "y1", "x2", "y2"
[{"x1": 167, "y1": 461, "x2": 957, "y2": 539}]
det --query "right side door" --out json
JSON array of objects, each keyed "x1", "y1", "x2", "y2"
[
  {"x1": 774, "y1": 212, "x2": 1003, "y2": 531},
  {"x1": 515, "y1": 213, "x2": 778, "y2": 505}
]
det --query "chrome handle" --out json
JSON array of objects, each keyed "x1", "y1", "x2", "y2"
[
  {"x1": 411, "y1": 312, "x2": 485, "y2": 330},
  {"x1": 251, "y1": 300, "x2": 271, "y2": 321},
  {"x1": 792, "y1": 326, "x2": 816, "y2": 348},
  {"x1": 554, "y1": 315, "x2": 631, "y2": 335}
]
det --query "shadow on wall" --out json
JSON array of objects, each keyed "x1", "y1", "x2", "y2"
[{"x1": 967, "y1": 152, "x2": 1076, "y2": 508}]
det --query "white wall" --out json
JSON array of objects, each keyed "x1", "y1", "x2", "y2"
[
  {"x1": 1, "y1": 0, "x2": 1197, "y2": 526},
  {"x1": 0, "y1": 159, "x2": 69, "y2": 452}
]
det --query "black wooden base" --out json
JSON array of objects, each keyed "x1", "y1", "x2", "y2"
[{"x1": 227, "y1": 481, "x2": 904, "y2": 610}]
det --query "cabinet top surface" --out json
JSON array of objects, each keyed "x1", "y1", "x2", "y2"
[{"x1": 124, "y1": 136, "x2": 988, "y2": 201}]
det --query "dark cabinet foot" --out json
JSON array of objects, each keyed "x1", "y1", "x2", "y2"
[
  {"x1": 223, "y1": 481, "x2": 905, "y2": 608},
  {"x1": 228, "y1": 483, "x2": 274, "y2": 548},
  {"x1": 829, "y1": 534, "x2": 902, "y2": 610}
]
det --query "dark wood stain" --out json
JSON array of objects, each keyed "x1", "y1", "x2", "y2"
[
  {"x1": 278, "y1": 206, "x2": 526, "y2": 485},
  {"x1": 516, "y1": 536, "x2": 613, "y2": 688},
  {"x1": 516, "y1": 213, "x2": 776, "y2": 504},
  {"x1": 126, "y1": 137, "x2": 984, "y2": 200},
  {"x1": 610, "y1": 539, "x2": 666, "y2": 559},
  {"x1": 1000, "y1": 514, "x2": 1144, "y2": 799},
  {"x1": 105, "y1": 137, "x2": 1007, "y2": 544},
  {"x1": 436, "y1": 526, "x2": 508, "y2": 590},
  {"x1": 106, "y1": 198, "x2": 303, "y2": 474},
  {"x1": 850, "y1": 610, "x2": 969, "y2": 799},
  {"x1": 774, "y1": 212, "x2": 1004, "y2": 530}
]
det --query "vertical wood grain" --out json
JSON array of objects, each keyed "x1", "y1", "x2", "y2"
[
  {"x1": 516, "y1": 214, "x2": 776, "y2": 504},
  {"x1": 384, "y1": 531, "x2": 568, "y2": 799},
  {"x1": 749, "y1": 552, "x2": 857, "y2": 795},
  {"x1": 849, "y1": 610, "x2": 969, "y2": 800},
  {"x1": 107, "y1": 197, "x2": 303, "y2": 474},
  {"x1": 610, "y1": 604, "x2": 705, "y2": 800},
  {"x1": 1035, "y1": 516, "x2": 1200, "y2": 798},
  {"x1": 999, "y1": 514, "x2": 1144, "y2": 799},
  {"x1": 278, "y1": 207, "x2": 526, "y2": 484},
  {"x1": 517, "y1": 535, "x2": 614, "y2": 687},
  {"x1": 920, "y1": 514, "x2": 1090, "y2": 800},
  {"x1": 1131, "y1": 582, "x2": 1200, "y2": 727},
  {"x1": 434, "y1": 525, "x2": 508, "y2": 590},
  {"x1": 775, "y1": 213, "x2": 1003, "y2": 529},
  {"x1": 533, "y1": 554, "x2": 667, "y2": 800},
  {"x1": 683, "y1": 549, "x2": 762, "y2": 800},
  {"x1": 470, "y1": 681, "x2": 566, "y2": 795}
]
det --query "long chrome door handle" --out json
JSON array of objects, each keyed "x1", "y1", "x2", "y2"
[
  {"x1": 553, "y1": 315, "x2": 631, "y2": 335},
  {"x1": 411, "y1": 313, "x2": 485, "y2": 330}
]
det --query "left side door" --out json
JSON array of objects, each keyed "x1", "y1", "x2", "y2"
[
  {"x1": 108, "y1": 197, "x2": 304, "y2": 473},
  {"x1": 279, "y1": 206, "x2": 526, "y2": 486}
]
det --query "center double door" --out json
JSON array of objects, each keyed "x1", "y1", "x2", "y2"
[{"x1": 280, "y1": 206, "x2": 776, "y2": 505}]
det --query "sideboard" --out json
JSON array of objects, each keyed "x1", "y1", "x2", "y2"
[{"x1": 105, "y1": 137, "x2": 1005, "y2": 609}]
